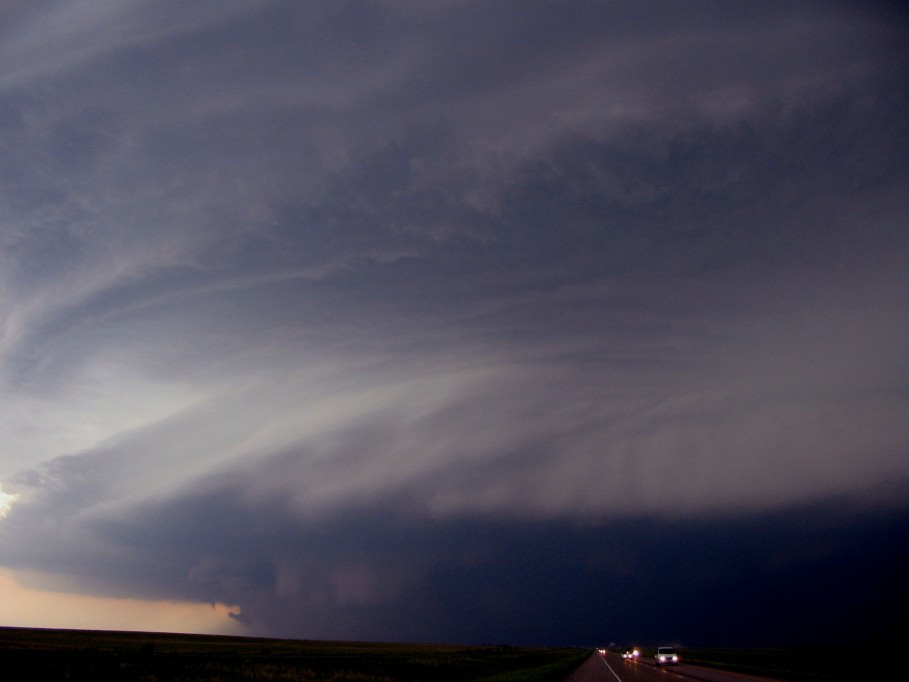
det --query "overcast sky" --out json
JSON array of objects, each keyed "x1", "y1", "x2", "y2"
[{"x1": 1, "y1": 0, "x2": 907, "y2": 647}]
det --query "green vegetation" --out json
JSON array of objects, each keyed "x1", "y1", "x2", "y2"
[{"x1": 0, "y1": 627, "x2": 589, "y2": 682}]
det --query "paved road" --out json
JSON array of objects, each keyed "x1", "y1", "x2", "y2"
[{"x1": 563, "y1": 652, "x2": 785, "y2": 682}]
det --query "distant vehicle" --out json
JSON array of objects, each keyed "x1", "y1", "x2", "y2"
[
  {"x1": 597, "y1": 648, "x2": 606, "y2": 656},
  {"x1": 621, "y1": 647, "x2": 639, "y2": 660},
  {"x1": 655, "y1": 647, "x2": 680, "y2": 666}
]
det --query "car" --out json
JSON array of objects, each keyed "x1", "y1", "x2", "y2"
[
  {"x1": 622, "y1": 650, "x2": 633, "y2": 659},
  {"x1": 655, "y1": 647, "x2": 680, "y2": 666}
]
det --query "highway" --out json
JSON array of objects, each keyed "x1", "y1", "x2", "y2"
[{"x1": 563, "y1": 651, "x2": 784, "y2": 682}]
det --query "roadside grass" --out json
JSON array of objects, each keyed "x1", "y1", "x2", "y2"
[
  {"x1": 0, "y1": 627, "x2": 588, "y2": 682},
  {"x1": 628, "y1": 646, "x2": 869, "y2": 681}
]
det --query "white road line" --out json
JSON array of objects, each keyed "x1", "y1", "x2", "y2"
[{"x1": 601, "y1": 656, "x2": 624, "y2": 682}]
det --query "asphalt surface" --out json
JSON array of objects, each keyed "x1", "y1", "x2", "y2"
[{"x1": 563, "y1": 652, "x2": 785, "y2": 682}]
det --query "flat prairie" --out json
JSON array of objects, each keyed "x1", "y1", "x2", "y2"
[{"x1": 0, "y1": 626, "x2": 589, "y2": 681}]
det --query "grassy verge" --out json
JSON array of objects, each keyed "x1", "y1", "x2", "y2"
[
  {"x1": 0, "y1": 627, "x2": 589, "y2": 682},
  {"x1": 658, "y1": 647, "x2": 869, "y2": 681}
]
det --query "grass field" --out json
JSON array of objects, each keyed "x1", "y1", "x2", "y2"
[{"x1": 0, "y1": 626, "x2": 590, "y2": 681}]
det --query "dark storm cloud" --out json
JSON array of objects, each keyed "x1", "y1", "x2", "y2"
[
  {"x1": 1, "y1": 0, "x2": 908, "y2": 644},
  {"x1": 4, "y1": 462, "x2": 907, "y2": 645}
]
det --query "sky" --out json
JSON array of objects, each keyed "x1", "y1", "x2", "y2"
[{"x1": 1, "y1": 0, "x2": 907, "y2": 647}]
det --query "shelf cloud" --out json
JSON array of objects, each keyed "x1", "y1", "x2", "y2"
[{"x1": 1, "y1": 0, "x2": 907, "y2": 645}]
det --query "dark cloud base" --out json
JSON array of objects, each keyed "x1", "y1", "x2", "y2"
[{"x1": 8, "y1": 482, "x2": 904, "y2": 647}]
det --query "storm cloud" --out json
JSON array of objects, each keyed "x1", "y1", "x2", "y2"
[{"x1": 1, "y1": 1, "x2": 907, "y2": 645}]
